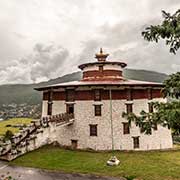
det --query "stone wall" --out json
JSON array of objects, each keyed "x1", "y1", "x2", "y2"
[
  {"x1": 0, "y1": 113, "x2": 74, "y2": 161},
  {"x1": 42, "y1": 97, "x2": 173, "y2": 151}
]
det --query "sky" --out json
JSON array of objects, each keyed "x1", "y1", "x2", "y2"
[{"x1": 0, "y1": 0, "x2": 180, "y2": 84}]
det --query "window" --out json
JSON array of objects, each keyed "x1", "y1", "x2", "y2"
[
  {"x1": 133, "y1": 137, "x2": 139, "y2": 149},
  {"x1": 90, "y1": 124, "x2": 97, "y2": 136},
  {"x1": 47, "y1": 102, "x2": 52, "y2": 116},
  {"x1": 94, "y1": 105, "x2": 101, "y2": 116},
  {"x1": 127, "y1": 89, "x2": 132, "y2": 101},
  {"x1": 148, "y1": 88, "x2": 152, "y2": 100},
  {"x1": 94, "y1": 89, "x2": 101, "y2": 101},
  {"x1": 123, "y1": 123, "x2": 130, "y2": 134},
  {"x1": 148, "y1": 103, "x2": 153, "y2": 113},
  {"x1": 66, "y1": 89, "x2": 75, "y2": 102},
  {"x1": 66, "y1": 104, "x2": 74, "y2": 114},
  {"x1": 48, "y1": 90, "x2": 53, "y2": 101},
  {"x1": 153, "y1": 123, "x2": 158, "y2": 130},
  {"x1": 99, "y1": 65, "x2": 103, "y2": 72},
  {"x1": 126, "y1": 103, "x2": 133, "y2": 113},
  {"x1": 140, "y1": 127, "x2": 145, "y2": 134},
  {"x1": 71, "y1": 140, "x2": 78, "y2": 149}
]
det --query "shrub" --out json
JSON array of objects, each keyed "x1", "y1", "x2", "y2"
[{"x1": 3, "y1": 130, "x2": 14, "y2": 142}]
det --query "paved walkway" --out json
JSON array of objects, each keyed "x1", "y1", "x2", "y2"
[{"x1": 0, "y1": 161, "x2": 124, "y2": 180}]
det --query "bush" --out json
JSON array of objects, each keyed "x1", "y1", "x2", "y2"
[
  {"x1": 3, "y1": 130, "x2": 14, "y2": 142},
  {"x1": 0, "y1": 171, "x2": 17, "y2": 180},
  {"x1": 124, "y1": 175, "x2": 137, "y2": 180},
  {"x1": 173, "y1": 135, "x2": 180, "y2": 144}
]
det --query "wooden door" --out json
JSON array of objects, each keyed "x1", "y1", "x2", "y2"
[{"x1": 71, "y1": 140, "x2": 78, "y2": 149}]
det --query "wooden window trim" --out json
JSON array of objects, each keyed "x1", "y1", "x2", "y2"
[
  {"x1": 94, "y1": 89, "x2": 101, "y2": 101},
  {"x1": 89, "y1": 124, "x2": 97, "y2": 136},
  {"x1": 127, "y1": 88, "x2": 133, "y2": 101},
  {"x1": 66, "y1": 104, "x2": 74, "y2": 114},
  {"x1": 99, "y1": 65, "x2": 103, "y2": 73},
  {"x1": 47, "y1": 102, "x2": 53, "y2": 116},
  {"x1": 133, "y1": 136, "x2": 140, "y2": 149},
  {"x1": 126, "y1": 103, "x2": 133, "y2": 114},
  {"x1": 148, "y1": 88, "x2": 152, "y2": 100},
  {"x1": 94, "y1": 105, "x2": 102, "y2": 116},
  {"x1": 123, "y1": 122, "x2": 130, "y2": 134},
  {"x1": 71, "y1": 139, "x2": 78, "y2": 149},
  {"x1": 148, "y1": 103, "x2": 153, "y2": 113},
  {"x1": 153, "y1": 123, "x2": 158, "y2": 131}
]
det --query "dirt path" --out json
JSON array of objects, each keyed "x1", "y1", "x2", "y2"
[{"x1": 0, "y1": 161, "x2": 124, "y2": 180}]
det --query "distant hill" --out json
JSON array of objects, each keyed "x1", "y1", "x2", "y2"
[
  {"x1": 0, "y1": 69, "x2": 168, "y2": 107},
  {"x1": 123, "y1": 69, "x2": 168, "y2": 83}
]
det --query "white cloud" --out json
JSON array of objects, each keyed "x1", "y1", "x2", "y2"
[
  {"x1": 0, "y1": 43, "x2": 69, "y2": 84},
  {"x1": 0, "y1": 0, "x2": 180, "y2": 84}
]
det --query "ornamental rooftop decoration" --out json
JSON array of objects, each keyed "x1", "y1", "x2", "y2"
[
  {"x1": 78, "y1": 48, "x2": 127, "y2": 82},
  {"x1": 36, "y1": 49, "x2": 163, "y2": 91}
]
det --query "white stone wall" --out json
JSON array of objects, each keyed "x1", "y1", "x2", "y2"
[{"x1": 41, "y1": 98, "x2": 173, "y2": 151}]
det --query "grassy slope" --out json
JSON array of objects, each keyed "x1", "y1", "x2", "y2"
[
  {"x1": 10, "y1": 145, "x2": 180, "y2": 180},
  {"x1": 0, "y1": 118, "x2": 32, "y2": 136}
]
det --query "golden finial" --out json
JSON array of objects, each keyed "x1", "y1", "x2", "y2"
[{"x1": 95, "y1": 48, "x2": 109, "y2": 62}]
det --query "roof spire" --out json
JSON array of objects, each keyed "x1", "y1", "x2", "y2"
[{"x1": 95, "y1": 48, "x2": 109, "y2": 62}]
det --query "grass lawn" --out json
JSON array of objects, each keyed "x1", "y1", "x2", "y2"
[
  {"x1": 10, "y1": 145, "x2": 180, "y2": 180},
  {"x1": 0, "y1": 118, "x2": 32, "y2": 136}
]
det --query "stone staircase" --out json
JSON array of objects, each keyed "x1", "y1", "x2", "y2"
[{"x1": 0, "y1": 113, "x2": 74, "y2": 161}]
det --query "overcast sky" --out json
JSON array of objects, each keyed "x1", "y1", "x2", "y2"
[{"x1": 0, "y1": 0, "x2": 180, "y2": 84}]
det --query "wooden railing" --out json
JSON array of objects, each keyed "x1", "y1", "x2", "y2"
[{"x1": 0, "y1": 112, "x2": 75, "y2": 160}]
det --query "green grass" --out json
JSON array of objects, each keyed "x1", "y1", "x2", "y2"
[
  {"x1": 10, "y1": 145, "x2": 180, "y2": 180},
  {"x1": 0, "y1": 118, "x2": 32, "y2": 136}
]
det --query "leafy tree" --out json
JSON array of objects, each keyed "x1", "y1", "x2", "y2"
[
  {"x1": 123, "y1": 72, "x2": 180, "y2": 135},
  {"x1": 3, "y1": 130, "x2": 14, "y2": 142},
  {"x1": 123, "y1": 10, "x2": 180, "y2": 135},
  {"x1": 142, "y1": 9, "x2": 180, "y2": 54},
  {"x1": 163, "y1": 72, "x2": 180, "y2": 98},
  {"x1": 122, "y1": 101, "x2": 180, "y2": 135}
]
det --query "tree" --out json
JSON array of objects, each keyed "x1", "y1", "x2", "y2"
[
  {"x1": 163, "y1": 72, "x2": 180, "y2": 98},
  {"x1": 3, "y1": 130, "x2": 14, "y2": 142},
  {"x1": 142, "y1": 9, "x2": 180, "y2": 54},
  {"x1": 123, "y1": 10, "x2": 180, "y2": 135},
  {"x1": 122, "y1": 72, "x2": 180, "y2": 135},
  {"x1": 122, "y1": 101, "x2": 180, "y2": 135}
]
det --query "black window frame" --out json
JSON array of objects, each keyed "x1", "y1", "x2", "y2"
[
  {"x1": 148, "y1": 102, "x2": 153, "y2": 113},
  {"x1": 133, "y1": 136, "x2": 140, "y2": 149},
  {"x1": 94, "y1": 89, "x2": 101, "y2": 101},
  {"x1": 123, "y1": 122, "x2": 130, "y2": 134},
  {"x1": 126, "y1": 103, "x2": 133, "y2": 114},
  {"x1": 99, "y1": 65, "x2": 104, "y2": 73},
  {"x1": 153, "y1": 123, "x2": 158, "y2": 131},
  {"x1": 94, "y1": 105, "x2": 102, "y2": 116},
  {"x1": 89, "y1": 124, "x2": 97, "y2": 136},
  {"x1": 47, "y1": 102, "x2": 53, "y2": 116},
  {"x1": 127, "y1": 89, "x2": 133, "y2": 101},
  {"x1": 66, "y1": 104, "x2": 74, "y2": 114}
]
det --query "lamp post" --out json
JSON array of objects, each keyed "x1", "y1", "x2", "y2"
[{"x1": 107, "y1": 88, "x2": 120, "y2": 166}]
